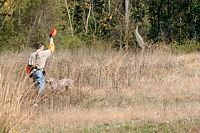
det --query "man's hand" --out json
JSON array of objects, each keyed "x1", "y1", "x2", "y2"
[{"x1": 48, "y1": 38, "x2": 55, "y2": 52}]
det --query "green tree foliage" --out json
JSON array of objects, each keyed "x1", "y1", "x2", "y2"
[
  {"x1": 147, "y1": 0, "x2": 200, "y2": 43},
  {"x1": 0, "y1": 0, "x2": 199, "y2": 51}
]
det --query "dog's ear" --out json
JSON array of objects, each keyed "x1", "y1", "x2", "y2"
[
  {"x1": 46, "y1": 78, "x2": 50, "y2": 83},
  {"x1": 46, "y1": 77, "x2": 53, "y2": 83}
]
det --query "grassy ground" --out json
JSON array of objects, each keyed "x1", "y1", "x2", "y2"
[{"x1": 0, "y1": 46, "x2": 200, "y2": 132}]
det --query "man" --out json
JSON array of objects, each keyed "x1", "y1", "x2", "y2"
[{"x1": 27, "y1": 37, "x2": 55, "y2": 95}]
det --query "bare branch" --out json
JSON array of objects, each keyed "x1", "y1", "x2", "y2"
[
  {"x1": 64, "y1": 0, "x2": 74, "y2": 36},
  {"x1": 134, "y1": 25, "x2": 146, "y2": 49},
  {"x1": 85, "y1": 2, "x2": 92, "y2": 34}
]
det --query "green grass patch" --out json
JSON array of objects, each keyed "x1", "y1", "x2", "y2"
[
  {"x1": 21, "y1": 118, "x2": 200, "y2": 132},
  {"x1": 80, "y1": 119, "x2": 200, "y2": 133}
]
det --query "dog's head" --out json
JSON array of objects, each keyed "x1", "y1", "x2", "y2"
[{"x1": 46, "y1": 77, "x2": 54, "y2": 83}]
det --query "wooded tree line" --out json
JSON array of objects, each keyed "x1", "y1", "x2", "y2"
[{"x1": 0, "y1": 0, "x2": 199, "y2": 50}]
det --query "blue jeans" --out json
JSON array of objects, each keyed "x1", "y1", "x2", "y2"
[{"x1": 33, "y1": 70, "x2": 45, "y2": 94}]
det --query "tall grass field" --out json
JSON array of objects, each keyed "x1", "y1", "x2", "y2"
[{"x1": 0, "y1": 46, "x2": 200, "y2": 132}]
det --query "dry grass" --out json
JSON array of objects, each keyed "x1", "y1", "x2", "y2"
[
  {"x1": 0, "y1": 51, "x2": 36, "y2": 132},
  {"x1": 31, "y1": 104, "x2": 200, "y2": 127},
  {"x1": 0, "y1": 47, "x2": 200, "y2": 132}
]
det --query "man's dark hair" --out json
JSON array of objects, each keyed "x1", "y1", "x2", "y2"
[{"x1": 34, "y1": 42, "x2": 44, "y2": 49}]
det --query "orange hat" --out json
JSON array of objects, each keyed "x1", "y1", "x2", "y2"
[{"x1": 50, "y1": 29, "x2": 56, "y2": 36}]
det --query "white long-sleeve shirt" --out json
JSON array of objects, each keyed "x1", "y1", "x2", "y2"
[{"x1": 28, "y1": 49, "x2": 51, "y2": 69}]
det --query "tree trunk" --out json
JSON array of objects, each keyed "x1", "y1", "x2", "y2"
[
  {"x1": 85, "y1": 1, "x2": 92, "y2": 34},
  {"x1": 125, "y1": 0, "x2": 129, "y2": 49},
  {"x1": 18, "y1": 0, "x2": 22, "y2": 26},
  {"x1": 108, "y1": 0, "x2": 110, "y2": 14},
  {"x1": 125, "y1": 0, "x2": 129, "y2": 29},
  {"x1": 65, "y1": 0, "x2": 74, "y2": 36}
]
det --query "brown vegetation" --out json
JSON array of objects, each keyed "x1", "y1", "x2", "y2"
[{"x1": 0, "y1": 47, "x2": 200, "y2": 132}]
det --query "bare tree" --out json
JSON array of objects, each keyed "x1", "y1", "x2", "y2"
[
  {"x1": 85, "y1": 1, "x2": 91, "y2": 34},
  {"x1": 64, "y1": 0, "x2": 74, "y2": 36},
  {"x1": 108, "y1": 0, "x2": 110, "y2": 14},
  {"x1": 125, "y1": 0, "x2": 129, "y2": 28},
  {"x1": 124, "y1": 0, "x2": 129, "y2": 49},
  {"x1": 85, "y1": 0, "x2": 97, "y2": 35},
  {"x1": 134, "y1": 25, "x2": 146, "y2": 50}
]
